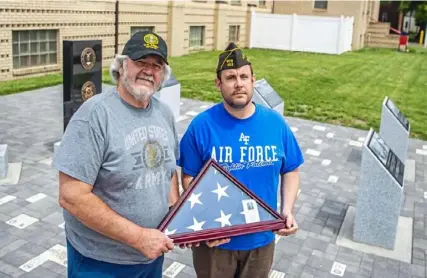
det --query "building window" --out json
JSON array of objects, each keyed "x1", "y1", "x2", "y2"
[
  {"x1": 131, "y1": 26, "x2": 155, "y2": 36},
  {"x1": 314, "y1": 0, "x2": 328, "y2": 9},
  {"x1": 229, "y1": 25, "x2": 240, "y2": 42},
  {"x1": 189, "y1": 26, "x2": 205, "y2": 47},
  {"x1": 230, "y1": 0, "x2": 241, "y2": 5},
  {"x1": 259, "y1": 0, "x2": 266, "y2": 7},
  {"x1": 12, "y1": 30, "x2": 57, "y2": 69}
]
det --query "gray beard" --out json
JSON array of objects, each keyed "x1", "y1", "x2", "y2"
[
  {"x1": 121, "y1": 60, "x2": 160, "y2": 102},
  {"x1": 124, "y1": 79, "x2": 153, "y2": 102},
  {"x1": 122, "y1": 70, "x2": 156, "y2": 102}
]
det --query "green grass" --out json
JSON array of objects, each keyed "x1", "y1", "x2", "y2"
[
  {"x1": 167, "y1": 47, "x2": 427, "y2": 140},
  {"x1": 1, "y1": 47, "x2": 426, "y2": 140},
  {"x1": 0, "y1": 71, "x2": 114, "y2": 96}
]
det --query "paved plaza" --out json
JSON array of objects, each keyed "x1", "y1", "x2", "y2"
[{"x1": 0, "y1": 85, "x2": 427, "y2": 278}]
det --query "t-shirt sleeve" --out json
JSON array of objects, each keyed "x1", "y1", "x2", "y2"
[
  {"x1": 280, "y1": 120, "x2": 304, "y2": 174},
  {"x1": 177, "y1": 122, "x2": 204, "y2": 177},
  {"x1": 52, "y1": 119, "x2": 104, "y2": 185}
]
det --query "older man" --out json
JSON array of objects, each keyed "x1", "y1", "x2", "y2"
[
  {"x1": 178, "y1": 43, "x2": 304, "y2": 278},
  {"x1": 53, "y1": 31, "x2": 179, "y2": 277}
]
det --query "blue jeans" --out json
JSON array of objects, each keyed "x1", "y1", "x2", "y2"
[{"x1": 67, "y1": 240, "x2": 164, "y2": 278}]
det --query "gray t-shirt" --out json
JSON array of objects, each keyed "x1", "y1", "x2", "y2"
[{"x1": 52, "y1": 86, "x2": 179, "y2": 264}]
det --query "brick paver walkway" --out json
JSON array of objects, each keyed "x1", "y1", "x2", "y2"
[{"x1": 1, "y1": 85, "x2": 426, "y2": 278}]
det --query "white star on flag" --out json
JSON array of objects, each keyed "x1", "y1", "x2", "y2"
[
  {"x1": 164, "y1": 228, "x2": 177, "y2": 236},
  {"x1": 187, "y1": 217, "x2": 205, "y2": 231},
  {"x1": 211, "y1": 182, "x2": 229, "y2": 201},
  {"x1": 215, "y1": 210, "x2": 232, "y2": 227},
  {"x1": 187, "y1": 192, "x2": 203, "y2": 209}
]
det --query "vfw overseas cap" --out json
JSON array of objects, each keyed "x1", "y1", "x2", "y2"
[{"x1": 216, "y1": 42, "x2": 251, "y2": 73}]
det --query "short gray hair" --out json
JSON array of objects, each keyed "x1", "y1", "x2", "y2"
[{"x1": 109, "y1": 54, "x2": 172, "y2": 90}]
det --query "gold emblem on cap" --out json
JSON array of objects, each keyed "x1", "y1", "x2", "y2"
[
  {"x1": 225, "y1": 59, "x2": 233, "y2": 67},
  {"x1": 80, "y1": 47, "x2": 96, "y2": 70},
  {"x1": 81, "y1": 81, "x2": 96, "y2": 102},
  {"x1": 143, "y1": 34, "x2": 159, "y2": 50}
]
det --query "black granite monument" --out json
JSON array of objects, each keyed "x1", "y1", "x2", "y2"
[{"x1": 62, "y1": 40, "x2": 102, "y2": 131}]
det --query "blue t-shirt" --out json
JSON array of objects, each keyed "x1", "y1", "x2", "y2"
[{"x1": 178, "y1": 102, "x2": 304, "y2": 251}]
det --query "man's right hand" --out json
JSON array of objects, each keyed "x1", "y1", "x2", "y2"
[{"x1": 134, "y1": 228, "x2": 174, "y2": 260}]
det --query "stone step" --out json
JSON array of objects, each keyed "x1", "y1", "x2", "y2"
[
  {"x1": 368, "y1": 26, "x2": 389, "y2": 33},
  {"x1": 368, "y1": 29, "x2": 389, "y2": 36},
  {"x1": 368, "y1": 22, "x2": 391, "y2": 35},
  {"x1": 368, "y1": 33, "x2": 400, "y2": 42},
  {"x1": 369, "y1": 22, "x2": 391, "y2": 28},
  {"x1": 367, "y1": 40, "x2": 399, "y2": 47},
  {"x1": 366, "y1": 42, "x2": 399, "y2": 48},
  {"x1": 367, "y1": 37, "x2": 399, "y2": 45},
  {"x1": 368, "y1": 24, "x2": 390, "y2": 30}
]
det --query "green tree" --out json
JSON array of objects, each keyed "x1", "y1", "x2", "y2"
[
  {"x1": 397, "y1": 1, "x2": 427, "y2": 29},
  {"x1": 382, "y1": 1, "x2": 427, "y2": 30},
  {"x1": 414, "y1": 3, "x2": 427, "y2": 25}
]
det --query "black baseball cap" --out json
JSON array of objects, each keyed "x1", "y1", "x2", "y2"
[
  {"x1": 216, "y1": 42, "x2": 251, "y2": 73},
  {"x1": 122, "y1": 31, "x2": 168, "y2": 64}
]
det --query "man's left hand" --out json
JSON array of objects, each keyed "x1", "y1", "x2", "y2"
[{"x1": 275, "y1": 211, "x2": 298, "y2": 236}]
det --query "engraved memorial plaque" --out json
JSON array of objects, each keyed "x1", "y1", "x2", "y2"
[
  {"x1": 367, "y1": 132, "x2": 404, "y2": 186},
  {"x1": 254, "y1": 79, "x2": 283, "y2": 108},
  {"x1": 62, "y1": 40, "x2": 102, "y2": 131},
  {"x1": 385, "y1": 98, "x2": 409, "y2": 131}
]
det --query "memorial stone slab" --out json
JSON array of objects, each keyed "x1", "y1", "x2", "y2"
[
  {"x1": 62, "y1": 40, "x2": 102, "y2": 131},
  {"x1": 379, "y1": 96, "x2": 410, "y2": 163},
  {"x1": 252, "y1": 78, "x2": 284, "y2": 115},
  {"x1": 0, "y1": 144, "x2": 8, "y2": 179},
  {"x1": 353, "y1": 129, "x2": 404, "y2": 250},
  {"x1": 154, "y1": 73, "x2": 181, "y2": 120}
]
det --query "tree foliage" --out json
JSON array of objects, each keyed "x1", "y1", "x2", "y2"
[
  {"x1": 382, "y1": 1, "x2": 427, "y2": 25},
  {"x1": 414, "y1": 3, "x2": 427, "y2": 25},
  {"x1": 397, "y1": 1, "x2": 427, "y2": 25}
]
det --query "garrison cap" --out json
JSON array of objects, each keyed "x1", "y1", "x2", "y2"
[{"x1": 216, "y1": 42, "x2": 251, "y2": 73}]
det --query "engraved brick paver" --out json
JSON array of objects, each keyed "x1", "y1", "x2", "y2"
[{"x1": 1, "y1": 85, "x2": 426, "y2": 277}]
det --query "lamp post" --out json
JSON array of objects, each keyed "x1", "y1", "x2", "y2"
[{"x1": 115, "y1": 0, "x2": 119, "y2": 54}]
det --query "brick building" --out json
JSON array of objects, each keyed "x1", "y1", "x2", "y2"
[
  {"x1": 0, "y1": 0, "x2": 273, "y2": 82},
  {"x1": 0, "y1": 0, "x2": 388, "y2": 82}
]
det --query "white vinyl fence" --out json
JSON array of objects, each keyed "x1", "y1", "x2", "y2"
[{"x1": 249, "y1": 12, "x2": 354, "y2": 55}]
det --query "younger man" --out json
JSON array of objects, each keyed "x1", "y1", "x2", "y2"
[{"x1": 178, "y1": 43, "x2": 304, "y2": 278}]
